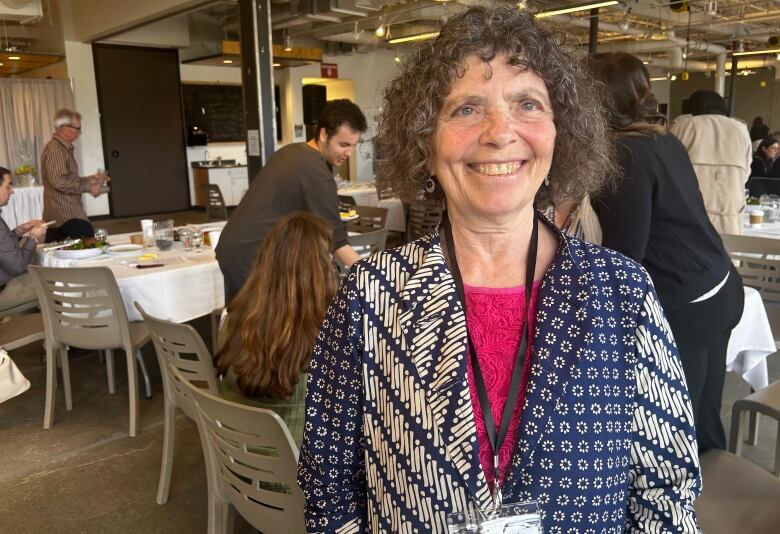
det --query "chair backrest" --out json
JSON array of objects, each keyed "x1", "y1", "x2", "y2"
[
  {"x1": 406, "y1": 197, "x2": 445, "y2": 241},
  {"x1": 346, "y1": 205, "x2": 388, "y2": 233},
  {"x1": 348, "y1": 228, "x2": 388, "y2": 258},
  {"x1": 207, "y1": 184, "x2": 228, "y2": 220},
  {"x1": 28, "y1": 265, "x2": 131, "y2": 350},
  {"x1": 337, "y1": 194, "x2": 356, "y2": 212},
  {"x1": 135, "y1": 303, "x2": 219, "y2": 417},
  {"x1": 376, "y1": 182, "x2": 396, "y2": 200},
  {"x1": 721, "y1": 233, "x2": 780, "y2": 301},
  {"x1": 177, "y1": 366, "x2": 305, "y2": 533}
]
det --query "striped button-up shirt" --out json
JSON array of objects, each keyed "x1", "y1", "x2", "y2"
[{"x1": 41, "y1": 133, "x2": 92, "y2": 226}]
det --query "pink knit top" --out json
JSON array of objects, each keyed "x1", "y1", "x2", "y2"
[{"x1": 464, "y1": 281, "x2": 541, "y2": 491}]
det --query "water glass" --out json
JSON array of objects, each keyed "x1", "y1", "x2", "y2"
[
  {"x1": 179, "y1": 228, "x2": 193, "y2": 250},
  {"x1": 94, "y1": 228, "x2": 108, "y2": 242},
  {"x1": 154, "y1": 220, "x2": 174, "y2": 251},
  {"x1": 191, "y1": 228, "x2": 204, "y2": 252}
]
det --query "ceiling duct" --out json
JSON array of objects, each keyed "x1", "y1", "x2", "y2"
[
  {"x1": 0, "y1": 0, "x2": 41, "y2": 22},
  {"x1": 273, "y1": 0, "x2": 371, "y2": 30}
]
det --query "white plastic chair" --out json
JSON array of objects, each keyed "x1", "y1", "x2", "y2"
[
  {"x1": 175, "y1": 366, "x2": 306, "y2": 534},
  {"x1": 135, "y1": 303, "x2": 219, "y2": 506},
  {"x1": 29, "y1": 266, "x2": 151, "y2": 437}
]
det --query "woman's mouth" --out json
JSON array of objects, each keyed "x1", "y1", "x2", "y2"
[{"x1": 469, "y1": 161, "x2": 524, "y2": 176}]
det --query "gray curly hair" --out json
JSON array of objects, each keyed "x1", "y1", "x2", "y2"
[{"x1": 374, "y1": 4, "x2": 615, "y2": 208}]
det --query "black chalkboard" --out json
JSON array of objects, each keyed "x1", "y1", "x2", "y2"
[{"x1": 182, "y1": 84, "x2": 246, "y2": 142}]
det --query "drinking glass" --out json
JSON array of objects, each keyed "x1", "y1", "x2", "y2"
[
  {"x1": 179, "y1": 228, "x2": 193, "y2": 250},
  {"x1": 94, "y1": 228, "x2": 108, "y2": 242},
  {"x1": 153, "y1": 220, "x2": 174, "y2": 251},
  {"x1": 191, "y1": 228, "x2": 204, "y2": 252}
]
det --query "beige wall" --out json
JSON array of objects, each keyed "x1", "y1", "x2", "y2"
[{"x1": 65, "y1": 0, "x2": 209, "y2": 41}]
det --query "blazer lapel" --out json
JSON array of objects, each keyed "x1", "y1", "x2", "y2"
[
  {"x1": 398, "y1": 232, "x2": 492, "y2": 510},
  {"x1": 505, "y1": 229, "x2": 593, "y2": 496}
]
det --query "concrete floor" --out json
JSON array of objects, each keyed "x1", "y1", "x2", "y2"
[{"x1": 0, "y1": 210, "x2": 778, "y2": 532}]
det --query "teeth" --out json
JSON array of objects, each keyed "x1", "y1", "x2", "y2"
[{"x1": 472, "y1": 162, "x2": 522, "y2": 175}]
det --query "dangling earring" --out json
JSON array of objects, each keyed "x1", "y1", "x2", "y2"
[
  {"x1": 425, "y1": 177, "x2": 436, "y2": 194},
  {"x1": 544, "y1": 175, "x2": 550, "y2": 187}
]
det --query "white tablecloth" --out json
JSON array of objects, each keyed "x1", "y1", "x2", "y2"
[
  {"x1": 37, "y1": 224, "x2": 226, "y2": 323},
  {"x1": 727, "y1": 286, "x2": 775, "y2": 390},
  {"x1": 338, "y1": 184, "x2": 406, "y2": 233},
  {"x1": 1, "y1": 186, "x2": 43, "y2": 230}
]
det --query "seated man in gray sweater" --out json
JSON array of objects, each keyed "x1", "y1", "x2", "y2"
[{"x1": 0, "y1": 166, "x2": 47, "y2": 314}]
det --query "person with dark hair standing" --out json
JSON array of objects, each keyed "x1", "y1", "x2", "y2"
[
  {"x1": 670, "y1": 90, "x2": 752, "y2": 234},
  {"x1": 0, "y1": 167, "x2": 47, "y2": 313},
  {"x1": 750, "y1": 116, "x2": 770, "y2": 142},
  {"x1": 590, "y1": 53, "x2": 743, "y2": 453},
  {"x1": 216, "y1": 99, "x2": 367, "y2": 304}
]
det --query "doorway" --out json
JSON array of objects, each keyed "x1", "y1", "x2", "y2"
[{"x1": 93, "y1": 44, "x2": 190, "y2": 217}]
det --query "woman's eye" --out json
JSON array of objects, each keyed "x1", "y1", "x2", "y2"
[
  {"x1": 521, "y1": 101, "x2": 540, "y2": 111},
  {"x1": 456, "y1": 105, "x2": 476, "y2": 116}
]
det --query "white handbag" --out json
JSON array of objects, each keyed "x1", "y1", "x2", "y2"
[{"x1": 0, "y1": 348, "x2": 30, "y2": 403}]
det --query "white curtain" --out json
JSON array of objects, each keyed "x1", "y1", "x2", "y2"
[{"x1": 0, "y1": 78, "x2": 74, "y2": 177}]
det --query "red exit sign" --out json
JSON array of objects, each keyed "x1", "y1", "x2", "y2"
[{"x1": 321, "y1": 63, "x2": 338, "y2": 78}]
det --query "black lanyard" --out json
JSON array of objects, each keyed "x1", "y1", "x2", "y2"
[{"x1": 442, "y1": 211, "x2": 539, "y2": 507}]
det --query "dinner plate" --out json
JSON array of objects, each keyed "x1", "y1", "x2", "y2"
[
  {"x1": 53, "y1": 247, "x2": 105, "y2": 260},
  {"x1": 106, "y1": 244, "x2": 144, "y2": 255}
]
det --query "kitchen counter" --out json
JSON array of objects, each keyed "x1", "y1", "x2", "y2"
[{"x1": 191, "y1": 159, "x2": 247, "y2": 169}]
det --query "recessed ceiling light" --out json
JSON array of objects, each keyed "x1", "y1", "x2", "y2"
[
  {"x1": 222, "y1": 59, "x2": 233, "y2": 64},
  {"x1": 8, "y1": 56, "x2": 20, "y2": 60}
]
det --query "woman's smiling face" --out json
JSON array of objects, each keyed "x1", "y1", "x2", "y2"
[{"x1": 431, "y1": 54, "x2": 556, "y2": 224}]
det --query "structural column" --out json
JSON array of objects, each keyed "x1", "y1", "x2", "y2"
[
  {"x1": 589, "y1": 8, "x2": 599, "y2": 54},
  {"x1": 238, "y1": 0, "x2": 277, "y2": 180},
  {"x1": 729, "y1": 41, "x2": 739, "y2": 116}
]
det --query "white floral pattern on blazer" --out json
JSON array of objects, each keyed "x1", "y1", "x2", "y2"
[{"x1": 298, "y1": 217, "x2": 701, "y2": 534}]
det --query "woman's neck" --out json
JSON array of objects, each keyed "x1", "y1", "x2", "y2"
[{"x1": 446, "y1": 206, "x2": 555, "y2": 288}]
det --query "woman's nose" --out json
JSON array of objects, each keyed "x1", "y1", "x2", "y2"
[{"x1": 480, "y1": 111, "x2": 517, "y2": 148}]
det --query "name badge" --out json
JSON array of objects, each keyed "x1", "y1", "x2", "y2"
[{"x1": 447, "y1": 501, "x2": 542, "y2": 534}]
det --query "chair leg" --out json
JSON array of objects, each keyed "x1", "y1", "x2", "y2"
[
  {"x1": 125, "y1": 345, "x2": 140, "y2": 437},
  {"x1": 43, "y1": 341, "x2": 56, "y2": 429},
  {"x1": 156, "y1": 398, "x2": 177, "y2": 505},
  {"x1": 135, "y1": 349, "x2": 152, "y2": 399},
  {"x1": 106, "y1": 349, "x2": 116, "y2": 394},
  {"x1": 748, "y1": 411, "x2": 760, "y2": 446},
  {"x1": 729, "y1": 408, "x2": 743, "y2": 455},
  {"x1": 775, "y1": 424, "x2": 780, "y2": 477},
  {"x1": 59, "y1": 348, "x2": 72, "y2": 411}
]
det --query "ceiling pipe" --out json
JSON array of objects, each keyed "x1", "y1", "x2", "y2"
[{"x1": 715, "y1": 53, "x2": 726, "y2": 96}]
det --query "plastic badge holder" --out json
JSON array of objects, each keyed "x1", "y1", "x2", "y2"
[{"x1": 447, "y1": 501, "x2": 542, "y2": 534}]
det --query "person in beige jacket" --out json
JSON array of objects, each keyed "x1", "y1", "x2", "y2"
[{"x1": 670, "y1": 90, "x2": 752, "y2": 235}]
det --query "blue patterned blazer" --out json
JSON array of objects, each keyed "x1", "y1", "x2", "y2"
[{"x1": 298, "y1": 220, "x2": 701, "y2": 533}]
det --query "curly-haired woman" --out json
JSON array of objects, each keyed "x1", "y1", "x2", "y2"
[
  {"x1": 298, "y1": 6, "x2": 700, "y2": 533},
  {"x1": 214, "y1": 212, "x2": 338, "y2": 447}
]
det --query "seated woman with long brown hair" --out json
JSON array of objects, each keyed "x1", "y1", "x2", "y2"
[{"x1": 214, "y1": 212, "x2": 338, "y2": 447}]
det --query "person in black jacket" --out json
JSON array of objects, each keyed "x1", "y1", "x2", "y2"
[
  {"x1": 752, "y1": 136, "x2": 780, "y2": 177},
  {"x1": 588, "y1": 52, "x2": 744, "y2": 452}
]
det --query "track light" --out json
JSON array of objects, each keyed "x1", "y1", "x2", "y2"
[
  {"x1": 375, "y1": 17, "x2": 385, "y2": 38},
  {"x1": 283, "y1": 33, "x2": 293, "y2": 52}
]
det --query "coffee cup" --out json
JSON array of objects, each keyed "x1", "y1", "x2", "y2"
[
  {"x1": 749, "y1": 209, "x2": 765, "y2": 228},
  {"x1": 129, "y1": 233, "x2": 144, "y2": 245}
]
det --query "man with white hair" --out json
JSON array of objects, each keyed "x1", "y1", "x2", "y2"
[{"x1": 40, "y1": 108, "x2": 110, "y2": 242}]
